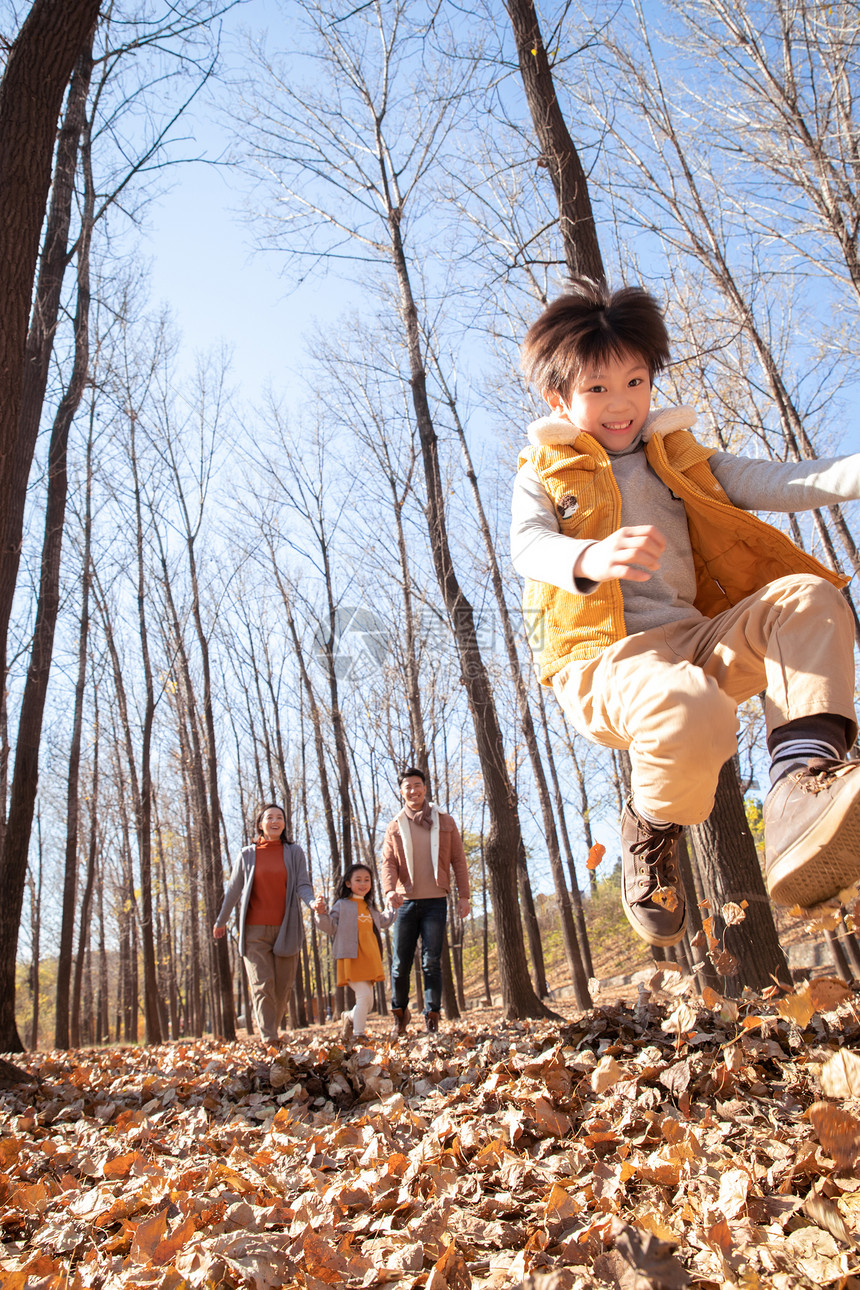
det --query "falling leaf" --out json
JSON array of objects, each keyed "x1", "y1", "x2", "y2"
[
  {"x1": 661, "y1": 1003, "x2": 697, "y2": 1036},
  {"x1": 776, "y1": 987, "x2": 815, "y2": 1028},
  {"x1": 586, "y1": 843, "x2": 605, "y2": 871},
  {"x1": 809, "y1": 1102, "x2": 860, "y2": 1167},
  {"x1": 701, "y1": 986, "x2": 722, "y2": 1009},
  {"x1": 808, "y1": 976, "x2": 853, "y2": 1013},
  {"x1": 652, "y1": 885, "x2": 679, "y2": 912},
  {"x1": 820, "y1": 1049, "x2": 860, "y2": 1099},
  {"x1": 803, "y1": 1193, "x2": 856, "y2": 1248},
  {"x1": 710, "y1": 949, "x2": 739, "y2": 976},
  {"x1": 721, "y1": 902, "x2": 747, "y2": 926}
]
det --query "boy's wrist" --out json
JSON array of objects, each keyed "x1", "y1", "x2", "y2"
[{"x1": 573, "y1": 541, "x2": 601, "y2": 589}]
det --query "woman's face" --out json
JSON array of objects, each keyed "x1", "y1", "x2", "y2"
[
  {"x1": 347, "y1": 868, "x2": 372, "y2": 898},
  {"x1": 259, "y1": 808, "x2": 286, "y2": 841}
]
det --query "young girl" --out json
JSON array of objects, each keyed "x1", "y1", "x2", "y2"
[{"x1": 313, "y1": 865, "x2": 396, "y2": 1044}]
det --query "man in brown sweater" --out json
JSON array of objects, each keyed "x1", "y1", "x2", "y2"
[{"x1": 379, "y1": 767, "x2": 471, "y2": 1036}]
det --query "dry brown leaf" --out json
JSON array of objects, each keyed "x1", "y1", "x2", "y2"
[
  {"x1": 586, "y1": 843, "x2": 605, "y2": 871},
  {"x1": 809, "y1": 1102, "x2": 860, "y2": 1168},
  {"x1": 303, "y1": 1228, "x2": 351, "y2": 1285},
  {"x1": 721, "y1": 902, "x2": 746, "y2": 926},
  {"x1": 820, "y1": 1048, "x2": 860, "y2": 1099},
  {"x1": 590, "y1": 1055, "x2": 623, "y2": 1095},
  {"x1": 128, "y1": 1208, "x2": 169, "y2": 1264},
  {"x1": 609, "y1": 1217, "x2": 690, "y2": 1288},
  {"x1": 808, "y1": 976, "x2": 853, "y2": 1013},
  {"x1": 803, "y1": 1193, "x2": 857, "y2": 1248},
  {"x1": 701, "y1": 986, "x2": 722, "y2": 1009},
  {"x1": 776, "y1": 987, "x2": 815, "y2": 1028},
  {"x1": 530, "y1": 1096, "x2": 572, "y2": 1138},
  {"x1": 652, "y1": 885, "x2": 679, "y2": 912},
  {"x1": 717, "y1": 1167, "x2": 751, "y2": 1220},
  {"x1": 661, "y1": 1004, "x2": 696, "y2": 1035},
  {"x1": 432, "y1": 1239, "x2": 471, "y2": 1289},
  {"x1": 703, "y1": 1217, "x2": 732, "y2": 1259},
  {"x1": 724, "y1": 1042, "x2": 744, "y2": 1072},
  {"x1": 710, "y1": 948, "x2": 739, "y2": 976}
]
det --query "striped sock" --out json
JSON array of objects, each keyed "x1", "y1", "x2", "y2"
[{"x1": 768, "y1": 739, "x2": 840, "y2": 788}]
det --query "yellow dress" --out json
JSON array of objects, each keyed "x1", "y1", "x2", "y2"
[{"x1": 336, "y1": 897, "x2": 385, "y2": 986}]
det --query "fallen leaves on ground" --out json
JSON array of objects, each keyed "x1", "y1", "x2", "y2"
[{"x1": 3, "y1": 979, "x2": 860, "y2": 1288}]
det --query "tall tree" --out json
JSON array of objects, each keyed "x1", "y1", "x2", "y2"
[
  {"x1": 503, "y1": 0, "x2": 790, "y2": 991},
  {"x1": 0, "y1": 29, "x2": 96, "y2": 1050},
  {"x1": 0, "y1": 0, "x2": 101, "y2": 700}
]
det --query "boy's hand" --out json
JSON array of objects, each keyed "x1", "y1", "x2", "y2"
[{"x1": 575, "y1": 525, "x2": 666, "y2": 584}]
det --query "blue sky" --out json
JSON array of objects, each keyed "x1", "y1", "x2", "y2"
[{"x1": 142, "y1": 0, "x2": 351, "y2": 398}]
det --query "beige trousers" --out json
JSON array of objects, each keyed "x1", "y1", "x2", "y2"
[
  {"x1": 552, "y1": 574, "x2": 856, "y2": 826},
  {"x1": 243, "y1": 924, "x2": 299, "y2": 1045}
]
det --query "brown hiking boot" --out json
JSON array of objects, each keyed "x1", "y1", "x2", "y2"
[
  {"x1": 765, "y1": 758, "x2": 860, "y2": 907},
  {"x1": 424, "y1": 1010, "x2": 440, "y2": 1034},
  {"x1": 340, "y1": 1010, "x2": 354, "y2": 1046},
  {"x1": 620, "y1": 802, "x2": 686, "y2": 947},
  {"x1": 389, "y1": 1006, "x2": 410, "y2": 1040}
]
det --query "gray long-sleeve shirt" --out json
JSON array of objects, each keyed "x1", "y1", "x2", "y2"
[{"x1": 511, "y1": 420, "x2": 860, "y2": 636}]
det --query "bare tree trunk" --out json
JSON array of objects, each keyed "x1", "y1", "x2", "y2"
[
  {"x1": 0, "y1": 88, "x2": 95, "y2": 1050},
  {"x1": 480, "y1": 815, "x2": 492, "y2": 1005},
  {"x1": 517, "y1": 840, "x2": 548, "y2": 997},
  {"x1": 0, "y1": 0, "x2": 101, "y2": 687},
  {"x1": 688, "y1": 759, "x2": 791, "y2": 994},
  {"x1": 27, "y1": 811, "x2": 43, "y2": 1050},
  {"x1": 389, "y1": 219, "x2": 549, "y2": 1019},
  {"x1": 440, "y1": 927, "x2": 461, "y2": 1020},
  {"x1": 96, "y1": 865, "x2": 108, "y2": 1045},
  {"x1": 56, "y1": 405, "x2": 95, "y2": 1048},
  {"x1": 71, "y1": 701, "x2": 99, "y2": 1049},
  {"x1": 535, "y1": 685, "x2": 595, "y2": 972},
  {"x1": 504, "y1": 0, "x2": 604, "y2": 282},
  {"x1": 430, "y1": 346, "x2": 592, "y2": 1005},
  {"x1": 126, "y1": 415, "x2": 162, "y2": 1046},
  {"x1": 280, "y1": 586, "x2": 341, "y2": 883}
]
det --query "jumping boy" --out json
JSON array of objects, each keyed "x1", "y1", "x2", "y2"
[{"x1": 511, "y1": 279, "x2": 860, "y2": 947}]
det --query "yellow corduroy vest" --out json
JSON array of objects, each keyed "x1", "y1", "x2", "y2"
[{"x1": 519, "y1": 427, "x2": 846, "y2": 683}]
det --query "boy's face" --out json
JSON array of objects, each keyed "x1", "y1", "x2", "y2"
[{"x1": 544, "y1": 350, "x2": 651, "y2": 453}]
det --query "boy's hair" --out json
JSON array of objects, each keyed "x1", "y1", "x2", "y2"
[
  {"x1": 398, "y1": 766, "x2": 426, "y2": 786},
  {"x1": 521, "y1": 278, "x2": 670, "y2": 401}
]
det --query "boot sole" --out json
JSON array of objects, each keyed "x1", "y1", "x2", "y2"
[
  {"x1": 767, "y1": 783, "x2": 860, "y2": 907},
  {"x1": 621, "y1": 884, "x2": 687, "y2": 947}
]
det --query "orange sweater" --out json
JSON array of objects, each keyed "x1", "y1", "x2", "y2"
[{"x1": 245, "y1": 841, "x2": 288, "y2": 926}]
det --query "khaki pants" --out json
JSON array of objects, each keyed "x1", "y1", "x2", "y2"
[
  {"x1": 243, "y1": 924, "x2": 299, "y2": 1045},
  {"x1": 552, "y1": 574, "x2": 856, "y2": 826}
]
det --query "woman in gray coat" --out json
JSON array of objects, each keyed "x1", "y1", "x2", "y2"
[{"x1": 213, "y1": 803, "x2": 317, "y2": 1047}]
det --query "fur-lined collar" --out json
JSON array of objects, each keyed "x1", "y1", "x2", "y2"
[{"x1": 526, "y1": 404, "x2": 698, "y2": 447}]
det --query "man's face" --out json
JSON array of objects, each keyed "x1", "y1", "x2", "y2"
[
  {"x1": 400, "y1": 776, "x2": 427, "y2": 811},
  {"x1": 546, "y1": 350, "x2": 651, "y2": 454}
]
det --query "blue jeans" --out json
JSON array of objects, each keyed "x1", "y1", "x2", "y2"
[{"x1": 390, "y1": 897, "x2": 447, "y2": 1015}]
